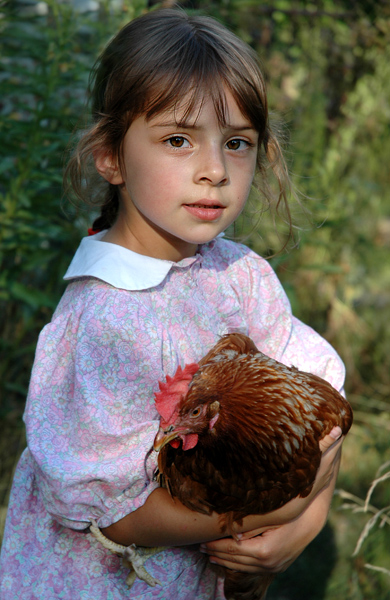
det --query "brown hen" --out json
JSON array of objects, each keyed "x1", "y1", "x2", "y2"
[{"x1": 153, "y1": 333, "x2": 352, "y2": 600}]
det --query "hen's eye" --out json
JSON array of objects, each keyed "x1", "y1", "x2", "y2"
[{"x1": 191, "y1": 407, "x2": 201, "y2": 417}]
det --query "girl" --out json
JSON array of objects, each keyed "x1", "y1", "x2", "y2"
[{"x1": 0, "y1": 8, "x2": 346, "y2": 599}]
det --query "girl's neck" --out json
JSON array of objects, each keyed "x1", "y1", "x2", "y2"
[{"x1": 101, "y1": 219, "x2": 199, "y2": 262}]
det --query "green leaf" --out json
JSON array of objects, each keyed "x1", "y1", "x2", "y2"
[{"x1": 9, "y1": 281, "x2": 57, "y2": 310}]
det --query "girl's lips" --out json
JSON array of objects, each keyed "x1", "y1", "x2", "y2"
[{"x1": 184, "y1": 203, "x2": 225, "y2": 221}]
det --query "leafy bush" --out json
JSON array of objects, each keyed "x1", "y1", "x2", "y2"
[{"x1": 0, "y1": 0, "x2": 148, "y2": 414}]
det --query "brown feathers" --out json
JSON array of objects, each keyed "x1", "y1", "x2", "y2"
[{"x1": 154, "y1": 333, "x2": 353, "y2": 599}]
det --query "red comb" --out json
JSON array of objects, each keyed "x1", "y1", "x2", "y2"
[{"x1": 155, "y1": 363, "x2": 199, "y2": 423}]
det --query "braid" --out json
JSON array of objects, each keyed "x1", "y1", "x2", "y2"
[{"x1": 92, "y1": 186, "x2": 119, "y2": 230}]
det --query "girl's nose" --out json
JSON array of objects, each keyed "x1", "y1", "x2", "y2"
[{"x1": 193, "y1": 144, "x2": 228, "y2": 186}]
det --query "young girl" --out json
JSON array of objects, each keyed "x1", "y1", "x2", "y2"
[{"x1": 0, "y1": 8, "x2": 346, "y2": 599}]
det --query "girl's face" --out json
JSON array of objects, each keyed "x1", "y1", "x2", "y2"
[{"x1": 99, "y1": 88, "x2": 259, "y2": 261}]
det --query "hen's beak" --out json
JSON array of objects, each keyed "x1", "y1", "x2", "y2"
[{"x1": 153, "y1": 427, "x2": 179, "y2": 452}]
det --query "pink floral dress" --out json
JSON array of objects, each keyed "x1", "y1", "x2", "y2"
[{"x1": 0, "y1": 233, "x2": 345, "y2": 599}]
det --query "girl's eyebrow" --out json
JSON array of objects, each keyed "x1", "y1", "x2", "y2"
[{"x1": 151, "y1": 120, "x2": 256, "y2": 132}]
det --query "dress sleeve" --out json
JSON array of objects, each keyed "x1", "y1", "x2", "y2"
[
  {"x1": 236, "y1": 246, "x2": 346, "y2": 393},
  {"x1": 279, "y1": 316, "x2": 346, "y2": 393},
  {"x1": 24, "y1": 281, "x2": 160, "y2": 530}
]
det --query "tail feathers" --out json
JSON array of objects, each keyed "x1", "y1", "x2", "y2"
[{"x1": 224, "y1": 571, "x2": 275, "y2": 600}]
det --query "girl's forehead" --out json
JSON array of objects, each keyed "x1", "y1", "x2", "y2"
[{"x1": 146, "y1": 87, "x2": 251, "y2": 129}]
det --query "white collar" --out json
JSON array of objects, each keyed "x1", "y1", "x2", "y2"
[{"x1": 63, "y1": 231, "x2": 206, "y2": 291}]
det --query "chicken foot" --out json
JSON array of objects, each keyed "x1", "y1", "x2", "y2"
[{"x1": 89, "y1": 519, "x2": 164, "y2": 588}]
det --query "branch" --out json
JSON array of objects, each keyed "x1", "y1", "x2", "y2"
[
  {"x1": 365, "y1": 563, "x2": 390, "y2": 578},
  {"x1": 352, "y1": 506, "x2": 390, "y2": 556},
  {"x1": 365, "y1": 471, "x2": 390, "y2": 510},
  {"x1": 334, "y1": 489, "x2": 390, "y2": 526}
]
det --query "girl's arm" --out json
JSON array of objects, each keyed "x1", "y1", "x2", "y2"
[{"x1": 101, "y1": 430, "x2": 343, "y2": 550}]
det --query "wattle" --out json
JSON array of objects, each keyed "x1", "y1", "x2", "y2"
[
  {"x1": 168, "y1": 434, "x2": 199, "y2": 450},
  {"x1": 182, "y1": 433, "x2": 198, "y2": 450}
]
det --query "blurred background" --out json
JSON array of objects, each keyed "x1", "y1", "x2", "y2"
[{"x1": 0, "y1": 0, "x2": 389, "y2": 597}]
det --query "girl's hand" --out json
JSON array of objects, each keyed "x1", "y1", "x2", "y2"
[
  {"x1": 200, "y1": 429, "x2": 343, "y2": 573},
  {"x1": 200, "y1": 511, "x2": 320, "y2": 573}
]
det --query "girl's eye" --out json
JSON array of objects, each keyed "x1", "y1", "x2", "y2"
[
  {"x1": 226, "y1": 139, "x2": 248, "y2": 151},
  {"x1": 166, "y1": 136, "x2": 190, "y2": 148}
]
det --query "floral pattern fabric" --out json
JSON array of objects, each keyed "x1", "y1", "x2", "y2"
[{"x1": 0, "y1": 237, "x2": 345, "y2": 599}]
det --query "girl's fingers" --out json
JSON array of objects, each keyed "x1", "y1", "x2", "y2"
[
  {"x1": 201, "y1": 538, "x2": 247, "y2": 558},
  {"x1": 201, "y1": 536, "x2": 269, "y2": 564},
  {"x1": 209, "y1": 556, "x2": 266, "y2": 573},
  {"x1": 201, "y1": 542, "x2": 265, "y2": 573},
  {"x1": 200, "y1": 536, "x2": 291, "y2": 573},
  {"x1": 319, "y1": 427, "x2": 343, "y2": 454}
]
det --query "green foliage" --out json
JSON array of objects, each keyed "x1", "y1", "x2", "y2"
[
  {"x1": 1, "y1": 0, "x2": 390, "y2": 597},
  {"x1": 0, "y1": 0, "x2": 149, "y2": 414}
]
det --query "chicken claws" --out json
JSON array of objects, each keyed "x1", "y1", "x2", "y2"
[{"x1": 89, "y1": 520, "x2": 164, "y2": 588}]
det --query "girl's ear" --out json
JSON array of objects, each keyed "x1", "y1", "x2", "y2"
[{"x1": 94, "y1": 151, "x2": 124, "y2": 185}]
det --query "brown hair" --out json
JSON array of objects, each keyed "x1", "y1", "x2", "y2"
[{"x1": 65, "y1": 8, "x2": 291, "y2": 234}]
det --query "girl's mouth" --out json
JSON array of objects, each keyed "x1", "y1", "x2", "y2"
[{"x1": 184, "y1": 202, "x2": 225, "y2": 221}]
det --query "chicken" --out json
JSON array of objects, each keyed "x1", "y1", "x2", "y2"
[{"x1": 153, "y1": 333, "x2": 353, "y2": 600}]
